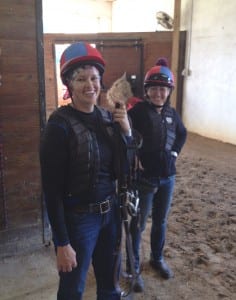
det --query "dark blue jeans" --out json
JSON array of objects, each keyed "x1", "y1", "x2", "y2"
[
  {"x1": 130, "y1": 175, "x2": 175, "y2": 270},
  {"x1": 57, "y1": 202, "x2": 121, "y2": 300}
]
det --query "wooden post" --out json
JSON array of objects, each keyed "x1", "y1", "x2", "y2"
[{"x1": 171, "y1": 0, "x2": 181, "y2": 109}]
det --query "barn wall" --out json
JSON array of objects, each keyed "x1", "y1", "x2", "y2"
[
  {"x1": 44, "y1": 31, "x2": 186, "y2": 118},
  {"x1": 0, "y1": 0, "x2": 43, "y2": 256},
  {"x1": 181, "y1": 0, "x2": 236, "y2": 145}
]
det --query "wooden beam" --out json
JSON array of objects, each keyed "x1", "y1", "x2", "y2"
[{"x1": 171, "y1": 0, "x2": 181, "y2": 109}]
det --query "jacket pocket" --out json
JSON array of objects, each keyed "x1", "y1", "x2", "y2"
[{"x1": 162, "y1": 151, "x2": 176, "y2": 177}]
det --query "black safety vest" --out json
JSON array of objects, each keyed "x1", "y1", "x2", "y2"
[
  {"x1": 136, "y1": 102, "x2": 176, "y2": 153},
  {"x1": 53, "y1": 106, "x2": 115, "y2": 196},
  {"x1": 148, "y1": 105, "x2": 176, "y2": 151}
]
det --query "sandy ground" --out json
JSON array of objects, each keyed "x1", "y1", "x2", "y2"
[{"x1": 0, "y1": 132, "x2": 236, "y2": 300}]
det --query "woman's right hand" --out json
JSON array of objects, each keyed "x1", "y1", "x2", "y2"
[
  {"x1": 135, "y1": 157, "x2": 144, "y2": 171},
  {"x1": 56, "y1": 244, "x2": 77, "y2": 272}
]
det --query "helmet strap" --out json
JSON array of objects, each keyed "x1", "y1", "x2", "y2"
[{"x1": 152, "y1": 104, "x2": 164, "y2": 108}]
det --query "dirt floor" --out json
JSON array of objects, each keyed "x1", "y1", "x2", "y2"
[{"x1": 0, "y1": 132, "x2": 236, "y2": 300}]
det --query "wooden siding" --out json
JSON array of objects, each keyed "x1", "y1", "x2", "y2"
[{"x1": 0, "y1": 0, "x2": 43, "y2": 256}]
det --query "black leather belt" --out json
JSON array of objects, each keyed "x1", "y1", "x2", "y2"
[{"x1": 72, "y1": 198, "x2": 113, "y2": 214}]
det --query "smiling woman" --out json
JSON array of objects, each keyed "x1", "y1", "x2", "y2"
[
  {"x1": 40, "y1": 41, "x2": 133, "y2": 299},
  {"x1": 66, "y1": 65, "x2": 101, "y2": 112},
  {"x1": 55, "y1": 43, "x2": 100, "y2": 107}
]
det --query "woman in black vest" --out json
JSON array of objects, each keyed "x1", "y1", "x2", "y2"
[
  {"x1": 40, "y1": 42, "x2": 132, "y2": 300},
  {"x1": 128, "y1": 58, "x2": 187, "y2": 292}
]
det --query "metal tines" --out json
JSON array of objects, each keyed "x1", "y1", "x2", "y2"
[{"x1": 126, "y1": 190, "x2": 139, "y2": 217}]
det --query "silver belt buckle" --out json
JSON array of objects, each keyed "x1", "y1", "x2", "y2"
[{"x1": 100, "y1": 199, "x2": 110, "y2": 214}]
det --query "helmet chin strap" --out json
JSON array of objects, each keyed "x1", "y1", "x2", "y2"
[
  {"x1": 148, "y1": 101, "x2": 165, "y2": 109},
  {"x1": 152, "y1": 104, "x2": 164, "y2": 108}
]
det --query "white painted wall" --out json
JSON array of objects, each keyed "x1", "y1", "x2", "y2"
[
  {"x1": 181, "y1": 0, "x2": 236, "y2": 144},
  {"x1": 43, "y1": 0, "x2": 112, "y2": 33},
  {"x1": 43, "y1": 0, "x2": 236, "y2": 145},
  {"x1": 43, "y1": 0, "x2": 174, "y2": 33},
  {"x1": 111, "y1": 0, "x2": 174, "y2": 32}
]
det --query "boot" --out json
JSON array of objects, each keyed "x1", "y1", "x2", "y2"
[
  {"x1": 150, "y1": 259, "x2": 174, "y2": 279},
  {"x1": 132, "y1": 274, "x2": 144, "y2": 293}
]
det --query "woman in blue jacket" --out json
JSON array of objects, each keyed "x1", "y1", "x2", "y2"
[{"x1": 128, "y1": 58, "x2": 187, "y2": 292}]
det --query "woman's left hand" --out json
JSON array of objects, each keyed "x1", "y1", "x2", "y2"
[{"x1": 113, "y1": 102, "x2": 131, "y2": 135}]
